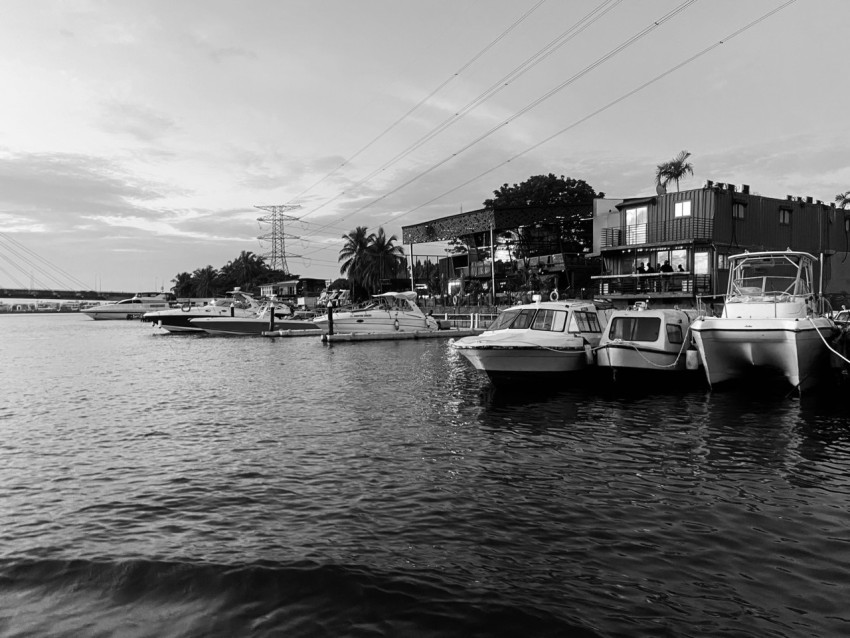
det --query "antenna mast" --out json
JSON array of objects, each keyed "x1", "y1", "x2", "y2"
[{"x1": 255, "y1": 204, "x2": 302, "y2": 275}]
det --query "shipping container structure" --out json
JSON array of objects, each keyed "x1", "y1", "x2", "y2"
[{"x1": 591, "y1": 181, "x2": 850, "y2": 310}]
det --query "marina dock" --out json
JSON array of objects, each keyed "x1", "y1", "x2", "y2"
[{"x1": 320, "y1": 328, "x2": 481, "y2": 343}]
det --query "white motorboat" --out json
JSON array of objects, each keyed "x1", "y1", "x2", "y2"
[
  {"x1": 312, "y1": 291, "x2": 438, "y2": 334},
  {"x1": 190, "y1": 301, "x2": 319, "y2": 336},
  {"x1": 451, "y1": 298, "x2": 613, "y2": 384},
  {"x1": 596, "y1": 302, "x2": 699, "y2": 378},
  {"x1": 690, "y1": 250, "x2": 837, "y2": 391},
  {"x1": 143, "y1": 289, "x2": 265, "y2": 333},
  {"x1": 82, "y1": 292, "x2": 176, "y2": 320}
]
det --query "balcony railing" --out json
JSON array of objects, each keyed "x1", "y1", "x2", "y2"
[
  {"x1": 601, "y1": 217, "x2": 712, "y2": 248},
  {"x1": 590, "y1": 272, "x2": 713, "y2": 297}
]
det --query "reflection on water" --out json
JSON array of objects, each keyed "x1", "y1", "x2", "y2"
[{"x1": 1, "y1": 314, "x2": 849, "y2": 637}]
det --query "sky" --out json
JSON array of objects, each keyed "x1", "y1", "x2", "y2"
[{"x1": 1, "y1": 0, "x2": 848, "y2": 293}]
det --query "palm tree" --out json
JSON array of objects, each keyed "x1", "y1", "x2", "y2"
[
  {"x1": 171, "y1": 272, "x2": 193, "y2": 298},
  {"x1": 363, "y1": 227, "x2": 405, "y2": 294},
  {"x1": 338, "y1": 226, "x2": 374, "y2": 299},
  {"x1": 655, "y1": 150, "x2": 694, "y2": 192},
  {"x1": 232, "y1": 250, "x2": 266, "y2": 290},
  {"x1": 835, "y1": 191, "x2": 850, "y2": 209},
  {"x1": 192, "y1": 265, "x2": 219, "y2": 298}
]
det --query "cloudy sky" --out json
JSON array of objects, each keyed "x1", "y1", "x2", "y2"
[{"x1": 1, "y1": 0, "x2": 848, "y2": 293}]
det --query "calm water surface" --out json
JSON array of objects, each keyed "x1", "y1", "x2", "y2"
[{"x1": 1, "y1": 314, "x2": 849, "y2": 637}]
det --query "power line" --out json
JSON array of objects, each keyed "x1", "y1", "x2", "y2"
[
  {"x1": 286, "y1": 0, "x2": 548, "y2": 207},
  {"x1": 296, "y1": 0, "x2": 698, "y2": 258},
  {"x1": 299, "y1": 0, "x2": 623, "y2": 225}
]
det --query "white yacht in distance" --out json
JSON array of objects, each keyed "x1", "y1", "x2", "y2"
[
  {"x1": 451, "y1": 298, "x2": 613, "y2": 385},
  {"x1": 690, "y1": 250, "x2": 837, "y2": 392},
  {"x1": 312, "y1": 291, "x2": 438, "y2": 334},
  {"x1": 82, "y1": 292, "x2": 176, "y2": 320}
]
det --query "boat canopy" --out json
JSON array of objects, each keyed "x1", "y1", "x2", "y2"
[{"x1": 373, "y1": 291, "x2": 418, "y2": 302}]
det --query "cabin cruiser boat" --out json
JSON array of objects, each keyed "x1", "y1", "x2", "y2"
[
  {"x1": 143, "y1": 289, "x2": 268, "y2": 333},
  {"x1": 190, "y1": 301, "x2": 319, "y2": 336},
  {"x1": 82, "y1": 291, "x2": 176, "y2": 320},
  {"x1": 690, "y1": 250, "x2": 837, "y2": 391},
  {"x1": 451, "y1": 298, "x2": 613, "y2": 384},
  {"x1": 596, "y1": 302, "x2": 699, "y2": 378},
  {"x1": 312, "y1": 291, "x2": 438, "y2": 334}
]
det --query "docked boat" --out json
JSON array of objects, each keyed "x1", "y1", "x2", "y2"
[
  {"x1": 190, "y1": 301, "x2": 319, "y2": 336},
  {"x1": 143, "y1": 289, "x2": 265, "y2": 333},
  {"x1": 82, "y1": 291, "x2": 177, "y2": 320},
  {"x1": 690, "y1": 250, "x2": 837, "y2": 391},
  {"x1": 312, "y1": 291, "x2": 438, "y2": 334},
  {"x1": 451, "y1": 298, "x2": 613, "y2": 384},
  {"x1": 596, "y1": 302, "x2": 699, "y2": 379}
]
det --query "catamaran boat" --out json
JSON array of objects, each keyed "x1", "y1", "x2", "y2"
[
  {"x1": 690, "y1": 250, "x2": 837, "y2": 391},
  {"x1": 82, "y1": 292, "x2": 177, "y2": 320},
  {"x1": 312, "y1": 291, "x2": 438, "y2": 334},
  {"x1": 189, "y1": 301, "x2": 319, "y2": 336},
  {"x1": 451, "y1": 298, "x2": 613, "y2": 384},
  {"x1": 143, "y1": 289, "x2": 268, "y2": 333},
  {"x1": 596, "y1": 302, "x2": 699, "y2": 379}
]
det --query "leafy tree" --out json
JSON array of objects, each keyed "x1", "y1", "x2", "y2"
[
  {"x1": 171, "y1": 272, "x2": 193, "y2": 298},
  {"x1": 192, "y1": 265, "x2": 219, "y2": 298},
  {"x1": 484, "y1": 173, "x2": 598, "y2": 208},
  {"x1": 655, "y1": 151, "x2": 694, "y2": 193},
  {"x1": 835, "y1": 191, "x2": 850, "y2": 209},
  {"x1": 482, "y1": 174, "x2": 599, "y2": 256}
]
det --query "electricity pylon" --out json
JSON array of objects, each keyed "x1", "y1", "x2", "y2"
[{"x1": 255, "y1": 204, "x2": 301, "y2": 275}]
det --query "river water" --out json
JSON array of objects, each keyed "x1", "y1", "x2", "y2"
[{"x1": 1, "y1": 314, "x2": 848, "y2": 637}]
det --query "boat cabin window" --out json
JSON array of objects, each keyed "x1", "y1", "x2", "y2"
[
  {"x1": 531, "y1": 309, "x2": 567, "y2": 332},
  {"x1": 509, "y1": 308, "x2": 537, "y2": 330},
  {"x1": 666, "y1": 324, "x2": 684, "y2": 344},
  {"x1": 608, "y1": 316, "x2": 660, "y2": 342},
  {"x1": 568, "y1": 310, "x2": 602, "y2": 334}
]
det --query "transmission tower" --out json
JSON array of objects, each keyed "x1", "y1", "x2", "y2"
[{"x1": 255, "y1": 204, "x2": 302, "y2": 274}]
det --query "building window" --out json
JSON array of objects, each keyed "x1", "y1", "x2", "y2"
[
  {"x1": 625, "y1": 206, "x2": 647, "y2": 244},
  {"x1": 779, "y1": 209, "x2": 791, "y2": 226},
  {"x1": 733, "y1": 203, "x2": 746, "y2": 219},
  {"x1": 674, "y1": 201, "x2": 691, "y2": 217},
  {"x1": 845, "y1": 217, "x2": 850, "y2": 233},
  {"x1": 717, "y1": 254, "x2": 727, "y2": 270}
]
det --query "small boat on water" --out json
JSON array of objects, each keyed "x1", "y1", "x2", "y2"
[
  {"x1": 82, "y1": 292, "x2": 176, "y2": 320},
  {"x1": 190, "y1": 301, "x2": 318, "y2": 336},
  {"x1": 596, "y1": 302, "x2": 699, "y2": 379},
  {"x1": 143, "y1": 289, "x2": 265, "y2": 333},
  {"x1": 312, "y1": 291, "x2": 438, "y2": 334},
  {"x1": 451, "y1": 298, "x2": 613, "y2": 385},
  {"x1": 690, "y1": 250, "x2": 837, "y2": 392}
]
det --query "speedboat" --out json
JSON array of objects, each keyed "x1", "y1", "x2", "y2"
[
  {"x1": 690, "y1": 250, "x2": 837, "y2": 392},
  {"x1": 143, "y1": 289, "x2": 266, "y2": 333},
  {"x1": 451, "y1": 298, "x2": 613, "y2": 384},
  {"x1": 596, "y1": 302, "x2": 699, "y2": 379},
  {"x1": 190, "y1": 301, "x2": 319, "y2": 336},
  {"x1": 82, "y1": 292, "x2": 176, "y2": 320},
  {"x1": 312, "y1": 291, "x2": 438, "y2": 334}
]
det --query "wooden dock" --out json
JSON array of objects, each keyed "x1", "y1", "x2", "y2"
[{"x1": 319, "y1": 328, "x2": 481, "y2": 343}]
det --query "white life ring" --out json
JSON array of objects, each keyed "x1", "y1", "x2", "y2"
[
  {"x1": 393, "y1": 319, "x2": 400, "y2": 331},
  {"x1": 550, "y1": 290, "x2": 559, "y2": 301},
  {"x1": 452, "y1": 295, "x2": 459, "y2": 306}
]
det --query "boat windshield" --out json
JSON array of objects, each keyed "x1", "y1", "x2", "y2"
[
  {"x1": 530, "y1": 309, "x2": 568, "y2": 332},
  {"x1": 608, "y1": 316, "x2": 660, "y2": 342},
  {"x1": 489, "y1": 308, "x2": 533, "y2": 330},
  {"x1": 731, "y1": 255, "x2": 811, "y2": 297}
]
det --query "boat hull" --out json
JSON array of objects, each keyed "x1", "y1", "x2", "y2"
[
  {"x1": 691, "y1": 317, "x2": 835, "y2": 391},
  {"x1": 313, "y1": 312, "x2": 436, "y2": 334},
  {"x1": 596, "y1": 343, "x2": 690, "y2": 372},
  {"x1": 455, "y1": 345, "x2": 590, "y2": 375},
  {"x1": 190, "y1": 317, "x2": 318, "y2": 336}
]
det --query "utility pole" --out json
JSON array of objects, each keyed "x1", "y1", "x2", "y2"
[{"x1": 255, "y1": 204, "x2": 302, "y2": 275}]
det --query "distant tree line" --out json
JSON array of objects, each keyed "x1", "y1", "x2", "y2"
[{"x1": 170, "y1": 250, "x2": 290, "y2": 298}]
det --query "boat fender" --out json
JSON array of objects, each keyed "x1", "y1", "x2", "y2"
[
  {"x1": 453, "y1": 295, "x2": 459, "y2": 306},
  {"x1": 584, "y1": 343, "x2": 594, "y2": 365},
  {"x1": 550, "y1": 290, "x2": 559, "y2": 302},
  {"x1": 394, "y1": 319, "x2": 400, "y2": 331}
]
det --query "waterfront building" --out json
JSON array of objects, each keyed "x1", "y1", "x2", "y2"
[{"x1": 590, "y1": 182, "x2": 850, "y2": 309}]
